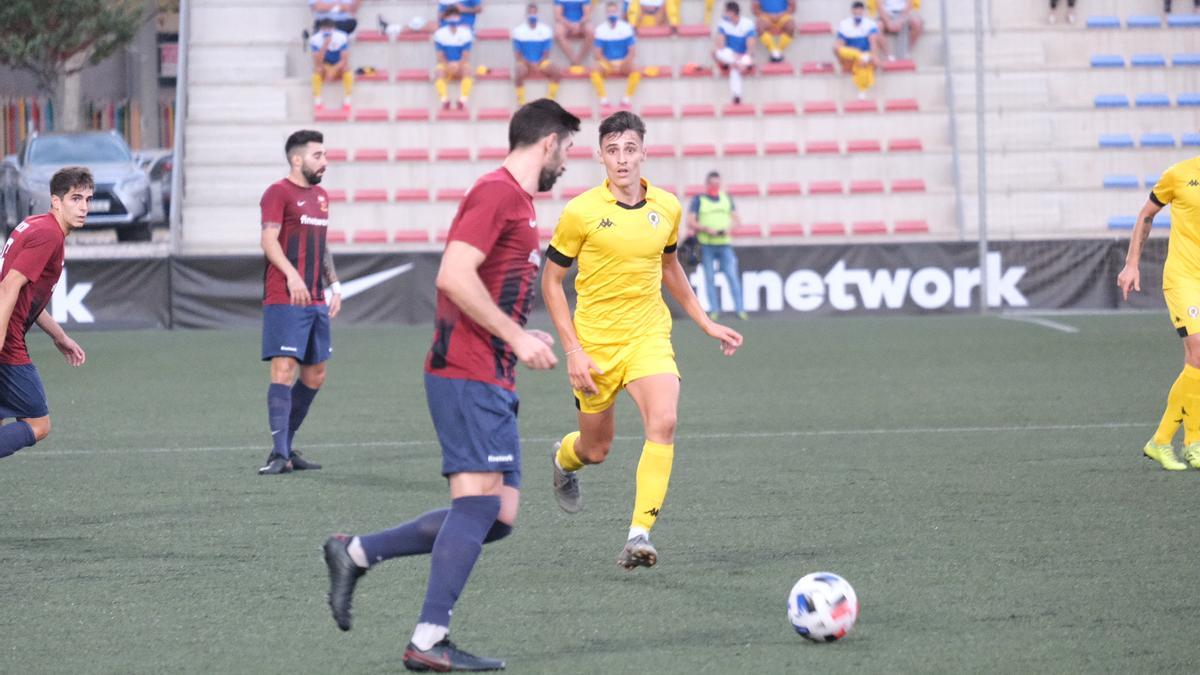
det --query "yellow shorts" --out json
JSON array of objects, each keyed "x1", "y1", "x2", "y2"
[
  {"x1": 1164, "y1": 286, "x2": 1200, "y2": 337},
  {"x1": 574, "y1": 334, "x2": 679, "y2": 414}
]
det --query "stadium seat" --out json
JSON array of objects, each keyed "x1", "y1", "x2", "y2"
[
  {"x1": 1173, "y1": 53, "x2": 1200, "y2": 66},
  {"x1": 395, "y1": 148, "x2": 430, "y2": 161},
  {"x1": 327, "y1": 189, "x2": 347, "y2": 202},
  {"x1": 766, "y1": 182, "x2": 802, "y2": 196},
  {"x1": 640, "y1": 105, "x2": 674, "y2": 118},
  {"x1": 325, "y1": 148, "x2": 348, "y2": 161},
  {"x1": 353, "y1": 108, "x2": 389, "y2": 122},
  {"x1": 1108, "y1": 214, "x2": 1170, "y2": 229},
  {"x1": 477, "y1": 108, "x2": 511, "y2": 121},
  {"x1": 1086, "y1": 15, "x2": 1121, "y2": 29},
  {"x1": 852, "y1": 221, "x2": 888, "y2": 235},
  {"x1": 568, "y1": 146, "x2": 593, "y2": 159},
  {"x1": 887, "y1": 138, "x2": 922, "y2": 152},
  {"x1": 1178, "y1": 93, "x2": 1200, "y2": 106},
  {"x1": 678, "y1": 64, "x2": 714, "y2": 77},
  {"x1": 769, "y1": 223, "x2": 806, "y2": 236},
  {"x1": 560, "y1": 186, "x2": 588, "y2": 199},
  {"x1": 732, "y1": 224, "x2": 762, "y2": 238},
  {"x1": 884, "y1": 99, "x2": 919, "y2": 112},
  {"x1": 435, "y1": 229, "x2": 451, "y2": 241},
  {"x1": 393, "y1": 230, "x2": 429, "y2": 243},
  {"x1": 537, "y1": 228, "x2": 555, "y2": 240},
  {"x1": 1135, "y1": 93, "x2": 1171, "y2": 107},
  {"x1": 843, "y1": 99, "x2": 878, "y2": 113},
  {"x1": 1090, "y1": 55, "x2": 1125, "y2": 68},
  {"x1": 849, "y1": 180, "x2": 885, "y2": 194},
  {"x1": 801, "y1": 61, "x2": 836, "y2": 74},
  {"x1": 809, "y1": 180, "x2": 844, "y2": 195},
  {"x1": 394, "y1": 189, "x2": 429, "y2": 202},
  {"x1": 1094, "y1": 94, "x2": 1130, "y2": 108},
  {"x1": 353, "y1": 189, "x2": 388, "y2": 202},
  {"x1": 723, "y1": 143, "x2": 758, "y2": 156},
  {"x1": 894, "y1": 219, "x2": 930, "y2": 234},
  {"x1": 475, "y1": 27, "x2": 508, "y2": 40},
  {"x1": 727, "y1": 183, "x2": 760, "y2": 197},
  {"x1": 1126, "y1": 15, "x2": 1162, "y2": 29},
  {"x1": 762, "y1": 101, "x2": 797, "y2": 116},
  {"x1": 355, "y1": 29, "x2": 385, "y2": 42},
  {"x1": 395, "y1": 69, "x2": 430, "y2": 81},
  {"x1": 355, "y1": 68, "x2": 388, "y2": 82},
  {"x1": 759, "y1": 63, "x2": 795, "y2": 76},
  {"x1": 1146, "y1": 175, "x2": 1161, "y2": 187},
  {"x1": 1140, "y1": 133, "x2": 1176, "y2": 147},
  {"x1": 436, "y1": 188, "x2": 467, "y2": 201},
  {"x1": 681, "y1": 104, "x2": 717, "y2": 118},
  {"x1": 326, "y1": 229, "x2": 347, "y2": 244},
  {"x1": 677, "y1": 24, "x2": 710, "y2": 37},
  {"x1": 314, "y1": 108, "x2": 349, "y2": 122},
  {"x1": 435, "y1": 148, "x2": 472, "y2": 161},
  {"x1": 1183, "y1": 133, "x2": 1200, "y2": 147},
  {"x1": 1131, "y1": 54, "x2": 1167, "y2": 67},
  {"x1": 805, "y1": 140, "x2": 840, "y2": 154},
  {"x1": 891, "y1": 179, "x2": 926, "y2": 193},
  {"x1": 682, "y1": 144, "x2": 717, "y2": 157},
  {"x1": 565, "y1": 105, "x2": 593, "y2": 120},
  {"x1": 722, "y1": 103, "x2": 756, "y2": 116},
  {"x1": 765, "y1": 141, "x2": 799, "y2": 155},
  {"x1": 646, "y1": 145, "x2": 675, "y2": 158},
  {"x1": 847, "y1": 139, "x2": 883, "y2": 153},
  {"x1": 1167, "y1": 14, "x2": 1200, "y2": 28},
  {"x1": 437, "y1": 108, "x2": 470, "y2": 121},
  {"x1": 798, "y1": 22, "x2": 832, "y2": 34},
  {"x1": 477, "y1": 147, "x2": 507, "y2": 160},
  {"x1": 810, "y1": 222, "x2": 846, "y2": 236},
  {"x1": 352, "y1": 148, "x2": 388, "y2": 162},
  {"x1": 803, "y1": 100, "x2": 838, "y2": 114},
  {"x1": 1099, "y1": 134, "x2": 1135, "y2": 148},
  {"x1": 395, "y1": 108, "x2": 430, "y2": 121},
  {"x1": 352, "y1": 230, "x2": 388, "y2": 244},
  {"x1": 880, "y1": 60, "x2": 916, "y2": 73},
  {"x1": 1103, "y1": 175, "x2": 1141, "y2": 189}
]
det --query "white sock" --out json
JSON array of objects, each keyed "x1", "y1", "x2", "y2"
[
  {"x1": 729, "y1": 69, "x2": 743, "y2": 98},
  {"x1": 412, "y1": 622, "x2": 449, "y2": 651},
  {"x1": 628, "y1": 526, "x2": 649, "y2": 541},
  {"x1": 347, "y1": 536, "x2": 369, "y2": 568}
]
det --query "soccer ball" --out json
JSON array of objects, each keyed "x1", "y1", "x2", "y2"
[
  {"x1": 787, "y1": 572, "x2": 859, "y2": 642},
  {"x1": 407, "y1": 16, "x2": 428, "y2": 32}
]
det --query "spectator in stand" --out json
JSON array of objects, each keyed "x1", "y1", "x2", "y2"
[
  {"x1": 1047, "y1": 0, "x2": 1075, "y2": 24},
  {"x1": 433, "y1": 6, "x2": 475, "y2": 110},
  {"x1": 628, "y1": 0, "x2": 681, "y2": 31},
  {"x1": 591, "y1": 2, "x2": 642, "y2": 107},
  {"x1": 876, "y1": 0, "x2": 921, "y2": 59},
  {"x1": 440, "y1": 0, "x2": 482, "y2": 28},
  {"x1": 1164, "y1": 1, "x2": 1200, "y2": 14},
  {"x1": 833, "y1": 1, "x2": 882, "y2": 100},
  {"x1": 712, "y1": 2, "x2": 756, "y2": 105},
  {"x1": 555, "y1": 0, "x2": 594, "y2": 69},
  {"x1": 753, "y1": 0, "x2": 795, "y2": 63},
  {"x1": 513, "y1": 3, "x2": 561, "y2": 105},
  {"x1": 310, "y1": 18, "x2": 353, "y2": 110},
  {"x1": 309, "y1": 0, "x2": 360, "y2": 34},
  {"x1": 689, "y1": 171, "x2": 748, "y2": 321}
]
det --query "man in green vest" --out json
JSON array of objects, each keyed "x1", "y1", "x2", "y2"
[{"x1": 687, "y1": 171, "x2": 748, "y2": 320}]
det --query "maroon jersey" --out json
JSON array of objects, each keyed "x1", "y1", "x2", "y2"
[
  {"x1": 426, "y1": 168, "x2": 540, "y2": 390},
  {"x1": 260, "y1": 178, "x2": 330, "y2": 305},
  {"x1": 0, "y1": 213, "x2": 66, "y2": 365}
]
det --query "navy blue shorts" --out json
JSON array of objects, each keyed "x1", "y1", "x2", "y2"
[
  {"x1": 261, "y1": 304, "x2": 332, "y2": 365},
  {"x1": 0, "y1": 363, "x2": 49, "y2": 419},
  {"x1": 424, "y1": 372, "x2": 521, "y2": 488}
]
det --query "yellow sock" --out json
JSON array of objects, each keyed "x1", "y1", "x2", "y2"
[
  {"x1": 625, "y1": 71, "x2": 641, "y2": 97},
  {"x1": 547, "y1": 81, "x2": 560, "y2": 100},
  {"x1": 435, "y1": 78, "x2": 448, "y2": 101},
  {"x1": 704, "y1": 0, "x2": 714, "y2": 24},
  {"x1": 779, "y1": 33, "x2": 793, "y2": 51},
  {"x1": 852, "y1": 61, "x2": 875, "y2": 92},
  {"x1": 590, "y1": 70, "x2": 607, "y2": 98},
  {"x1": 311, "y1": 73, "x2": 323, "y2": 98},
  {"x1": 630, "y1": 440, "x2": 674, "y2": 533},
  {"x1": 556, "y1": 431, "x2": 585, "y2": 472},
  {"x1": 667, "y1": 0, "x2": 681, "y2": 26},
  {"x1": 460, "y1": 77, "x2": 474, "y2": 99},
  {"x1": 1180, "y1": 365, "x2": 1200, "y2": 445},
  {"x1": 761, "y1": 33, "x2": 778, "y2": 53},
  {"x1": 1153, "y1": 369, "x2": 1190, "y2": 445},
  {"x1": 627, "y1": 0, "x2": 641, "y2": 26},
  {"x1": 515, "y1": 85, "x2": 526, "y2": 105},
  {"x1": 342, "y1": 70, "x2": 353, "y2": 96}
]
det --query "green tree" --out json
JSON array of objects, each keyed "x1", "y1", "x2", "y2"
[{"x1": 0, "y1": 0, "x2": 145, "y2": 130}]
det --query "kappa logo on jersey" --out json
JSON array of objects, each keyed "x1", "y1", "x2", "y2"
[
  {"x1": 1190, "y1": 179, "x2": 1200, "y2": 187},
  {"x1": 598, "y1": 218, "x2": 615, "y2": 229},
  {"x1": 647, "y1": 212, "x2": 661, "y2": 229}
]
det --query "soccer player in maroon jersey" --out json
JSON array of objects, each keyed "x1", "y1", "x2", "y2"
[
  {"x1": 258, "y1": 129, "x2": 341, "y2": 475},
  {"x1": 322, "y1": 100, "x2": 580, "y2": 672},
  {"x1": 0, "y1": 167, "x2": 88, "y2": 460}
]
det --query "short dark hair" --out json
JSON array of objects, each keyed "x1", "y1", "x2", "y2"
[
  {"x1": 851, "y1": 1, "x2": 865, "y2": 8},
  {"x1": 443, "y1": 5, "x2": 461, "y2": 17},
  {"x1": 317, "y1": 17, "x2": 335, "y2": 29},
  {"x1": 285, "y1": 129, "x2": 324, "y2": 157},
  {"x1": 508, "y1": 99, "x2": 581, "y2": 151},
  {"x1": 725, "y1": 2, "x2": 740, "y2": 14},
  {"x1": 50, "y1": 166, "x2": 94, "y2": 198},
  {"x1": 705, "y1": 171, "x2": 721, "y2": 181},
  {"x1": 598, "y1": 110, "x2": 646, "y2": 145}
]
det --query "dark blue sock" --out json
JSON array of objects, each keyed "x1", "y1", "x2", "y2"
[
  {"x1": 359, "y1": 509, "x2": 513, "y2": 565},
  {"x1": 267, "y1": 383, "x2": 291, "y2": 458},
  {"x1": 287, "y1": 382, "x2": 319, "y2": 451},
  {"x1": 418, "y1": 495, "x2": 501, "y2": 628},
  {"x1": 0, "y1": 421, "x2": 36, "y2": 459}
]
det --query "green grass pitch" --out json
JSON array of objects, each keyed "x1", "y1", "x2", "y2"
[{"x1": 2, "y1": 314, "x2": 1196, "y2": 673}]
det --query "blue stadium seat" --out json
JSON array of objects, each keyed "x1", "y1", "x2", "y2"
[
  {"x1": 1094, "y1": 94, "x2": 1130, "y2": 108},
  {"x1": 1178, "y1": 93, "x2": 1200, "y2": 106},
  {"x1": 1099, "y1": 134, "x2": 1135, "y2": 148},
  {"x1": 1183, "y1": 133, "x2": 1200, "y2": 147},
  {"x1": 1145, "y1": 175, "x2": 1161, "y2": 188},
  {"x1": 1167, "y1": 14, "x2": 1200, "y2": 28},
  {"x1": 1103, "y1": 175, "x2": 1141, "y2": 189},
  {"x1": 1173, "y1": 53, "x2": 1200, "y2": 66},
  {"x1": 1090, "y1": 54, "x2": 1125, "y2": 68},
  {"x1": 1108, "y1": 213, "x2": 1171, "y2": 230},
  {"x1": 1087, "y1": 15, "x2": 1121, "y2": 29},
  {"x1": 1131, "y1": 53, "x2": 1167, "y2": 67},
  {"x1": 1135, "y1": 93, "x2": 1172, "y2": 107},
  {"x1": 1140, "y1": 133, "x2": 1176, "y2": 147},
  {"x1": 1127, "y1": 15, "x2": 1163, "y2": 28}
]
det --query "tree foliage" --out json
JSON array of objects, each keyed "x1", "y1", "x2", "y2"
[{"x1": 0, "y1": 0, "x2": 145, "y2": 92}]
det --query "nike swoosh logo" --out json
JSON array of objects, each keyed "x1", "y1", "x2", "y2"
[
  {"x1": 297, "y1": 201, "x2": 306, "y2": 206},
  {"x1": 271, "y1": 430, "x2": 282, "y2": 435},
  {"x1": 329, "y1": 263, "x2": 414, "y2": 301}
]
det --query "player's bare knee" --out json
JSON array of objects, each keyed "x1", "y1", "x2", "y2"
[
  {"x1": 300, "y1": 365, "x2": 326, "y2": 389},
  {"x1": 648, "y1": 412, "x2": 677, "y2": 441},
  {"x1": 26, "y1": 416, "x2": 50, "y2": 441},
  {"x1": 270, "y1": 357, "x2": 298, "y2": 384},
  {"x1": 578, "y1": 437, "x2": 612, "y2": 464}
]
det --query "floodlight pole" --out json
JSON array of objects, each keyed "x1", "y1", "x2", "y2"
[
  {"x1": 168, "y1": 0, "x2": 189, "y2": 255},
  {"x1": 974, "y1": 0, "x2": 989, "y2": 314}
]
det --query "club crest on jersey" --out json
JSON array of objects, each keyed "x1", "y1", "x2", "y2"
[
  {"x1": 648, "y1": 212, "x2": 660, "y2": 229},
  {"x1": 1190, "y1": 306, "x2": 1199, "y2": 318}
]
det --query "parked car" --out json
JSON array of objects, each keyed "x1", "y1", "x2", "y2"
[
  {"x1": 1, "y1": 130, "x2": 158, "y2": 241},
  {"x1": 135, "y1": 148, "x2": 172, "y2": 226}
]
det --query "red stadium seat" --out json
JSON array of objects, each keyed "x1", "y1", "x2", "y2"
[
  {"x1": 478, "y1": 146, "x2": 507, "y2": 160},
  {"x1": 762, "y1": 101, "x2": 797, "y2": 116},
  {"x1": 769, "y1": 223, "x2": 806, "y2": 236},
  {"x1": 810, "y1": 221, "x2": 846, "y2": 236},
  {"x1": 847, "y1": 139, "x2": 883, "y2": 153},
  {"x1": 314, "y1": 108, "x2": 349, "y2": 121},
  {"x1": 888, "y1": 138, "x2": 924, "y2": 152},
  {"x1": 679, "y1": 64, "x2": 714, "y2": 77},
  {"x1": 881, "y1": 59, "x2": 916, "y2": 72},
  {"x1": 394, "y1": 148, "x2": 431, "y2": 161},
  {"x1": 894, "y1": 219, "x2": 930, "y2": 234},
  {"x1": 891, "y1": 178, "x2": 926, "y2": 192},
  {"x1": 765, "y1": 142, "x2": 799, "y2": 155},
  {"x1": 852, "y1": 221, "x2": 888, "y2": 235},
  {"x1": 722, "y1": 103, "x2": 756, "y2": 116},
  {"x1": 682, "y1": 104, "x2": 717, "y2": 117},
  {"x1": 683, "y1": 144, "x2": 717, "y2": 157},
  {"x1": 849, "y1": 180, "x2": 885, "y2": 194},
  {"x1": 325, "y1": 148, "x2": 348, "y2": 162},
  {"x1": 560, "y1": 186, "x2": 589, "y2": 199},
  {"x1": 477, "y1": 107, "x2": 511, "y2": 121},
  {"x1": 843, "y1": 99, "x2": 878, "y2": 113},
  {"x1": 326, "y1": 229, "x2": 348, "y2": 243},
  {"x1": 568, "y1": 146, "x2": 594, "y2": 159},
  {"x1": 759, "y1": 62, "x2": 795, "y2": 76},
  {"x1": 398, "y1": 27, "x2": 433, "y2": 42},
  {"x1": 798, "y1": 22, "x2": 833, "y2": 34},
  {"x1": 801, "y1": 61, "x2": 836, "y2": 74},
  {"x1": 394, "y1": 189, "x2": 429, "y2": 202},
  {"x1": 353, "y1": 230, "x2": 388, "y2": 244},
  {"x1": 393, "y1": 229, "x2": 430, "y2": 243},
  {"x1": 394, "y1": 69, "x2": 430, "y2": 81},
  {"x1": 646, "y1": 145, "x2": 675, "y2": 158},
  {"x1": 767, "y1": 182, "x2": 802, "y2": 196},
  {"x1": 395, "y1": 108, "x2": 430, "y2": 121},
  {"x1": 809, "y1": 180, "x2": 844, "y2": 194},
  {"x1": 352, "y1": 148, "x2": 388, "y2": 162},
  {"x1": 677, "y1": 24, "x2": 711, "y2": 37},
  {"x1": 885, "y1": 98, "x2": 920, "y2": 112},
  {"x1": 727, "y1": 183, "x2": 760, "y2": 196},
  {"x1": 723, "y1": 143, "x2": 758, "y2": 156},
  {"x1": 732, "y1": 224, "x2": 763, "y2": 237},
  {"x1": 353, "y1": 189, "x2": 388, "y2": 202},
  {"x1": 356, "y1": 29, "x2": 386, "y2": 42},
  {"x1": 538, "y1": 228, "x2": 555, "y2": 240},
  {"x1": 436, "y1": 188, "x2": 467, "y2": 201},
  {"x1": 684, "y1": 184, "x2": 704, "y2": 197},
  {"x1": 803, "y1": 100, "x2": 838, "y2": 114},
  {"x1": 327, "y1": 189, "x2": 347, "y2": 202},
  {"x1": 435, "y1": 229, "x2": 451, "y2": 241},
  {"x1": 566, "y1": 105, "x2": 593, "y2": 119},
  {"x1": 478, "y1": 67, "x2": 511, "y2": 81},
  {"x1": 355, "y1": 69, "x2": 389, "y2": 82},
  {"x1": 656, "y1": 183, "x2": 678, "y2": 195},
  {"x1": 640, "y1": 105, "x2": 674, "y2": 118},
  {"x1": 437, "y1": 108, "x2": 470, "y2": 121},
  {"x1": 436, "y1": 148, "x2": 472, "y2": 161},
  {"x1": 641, "y1": 65, "x2": 673, "y2": 78},
  {"x1": 805, "y1": 140, "x2": 840, "y2": 154},
  {"x1": 475, "y1": 27, "x2": 509, "y2": 40},
  {"x1": 637, "y1": 25, "x2": 671, "y2": 38}
]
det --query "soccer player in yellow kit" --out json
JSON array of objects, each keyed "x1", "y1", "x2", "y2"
[
  {"x1": 542, "y1": 111, "x2": 744, "y2": 569},
  {"x1": 1118, "y1": 158, "x2": 1200, "y2": 470}
]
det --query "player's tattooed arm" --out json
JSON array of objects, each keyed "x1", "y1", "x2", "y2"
[{"x1": 323, "y1": 245, "x2": 339, "y2": 284}]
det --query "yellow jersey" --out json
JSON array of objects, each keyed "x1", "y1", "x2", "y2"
[
  {"x1": 548, "y1": 177, "x2": 681, "y2": 346},
  {"x1": 1153, "y1": 158, "x2": 1200, "y2": 290}
]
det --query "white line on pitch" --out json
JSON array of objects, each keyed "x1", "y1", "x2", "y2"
[
  {"x1": 999, "y1": 314, "x2": 1080, "y2": 334},
  {"x1": 27, "y1": 422, "x2": 1145, "y2": 457}
]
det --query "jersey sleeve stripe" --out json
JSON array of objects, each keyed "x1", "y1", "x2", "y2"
[
  {"x1": 546, "y1": 244, "x2": 575, "y2": 267},
  {"x1": 1150, "y1": 190, "x2": 1166, "y2": 208}
]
